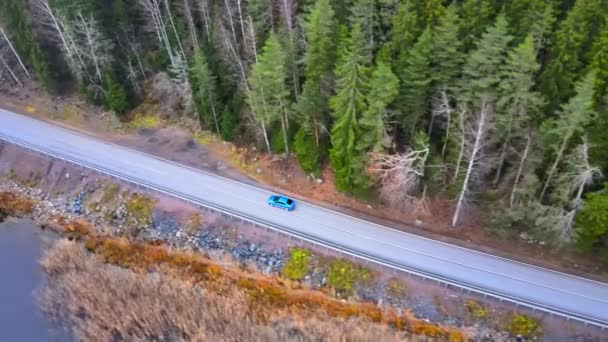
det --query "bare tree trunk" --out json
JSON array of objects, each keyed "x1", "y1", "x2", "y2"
[
  {"x1": 0, "y1": 54, "x2": 22, "y2": 86},
  {"x1": 279, "y1": 0, "x2": 300, "y2": 98},
  {"x1": 183, "y1": 0, "x2": 199, "y2": 50},
  {"x1": 452, "y1": 100, "x2": 489, "y2": 227},
  {"x1": 493, "y1": 109, "x2": 517, "y2": 186},
  {"x1": 197, "y1": 0, "x2": 212, "y2": 42},
  {"x1": 222, "y1": 0, "x2": 240, "y2": 53},
  {"x1": 454, "y1": 109, "x2": 466, "y2": 180},
  {"x1": 539, "y1": 133, "x2": 571, "y2": 202},
  {"x1": 260, "y1": 120, "x2": 271, "y2": 153},
  {"x1": 0, "y1": 27, "x2": 30, "y2": 77},
  {"x1": 313, "y1": 120, "x2": 320, "y2": 147},
  {"x1": 163, "y1": 0, "x2": 186, "y2": 59},
  {"x1": 509, "y1": 131, "x2": 532, "y2": 208},
  {"x1": 236, "y1": 0, "x2": 247, "y2": 47},
  {"x1": 210, "y1": 100, "x2": 221, "y2": 135}
]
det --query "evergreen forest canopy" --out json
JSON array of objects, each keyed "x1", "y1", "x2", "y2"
[{"x1": 1, "y1": 0, "x2": 607, "y2": 258}]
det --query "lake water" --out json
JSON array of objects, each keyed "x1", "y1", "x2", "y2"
[{"x1": 0, "y1": 220, "x2": 68, "y2": 341}]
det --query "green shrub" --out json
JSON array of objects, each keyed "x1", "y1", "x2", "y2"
[
  {"x1": 465, "y1": 300, "x2": 489, "y2": 320},
  {"x1": 327, "y1": 259, "x2": 371, "y2": 297},
  {"x1": 103, "y1": 74, "x2": 127, "y2": 114},
  {"x1": 576, "y1": 183, "x2": 608, "y2": 255},
  {"x1": 126, "y1": 194, "x2": 155, "y2": 225},
  {"x1": 294, "y1": 127, "x2": 322, "y2": 175},
  {"x1": 506, "y1": 314, "x2": 542, "y2": 337},
  {"x1": 282, "y1": 248, "x2": 312, "y2": 280}
]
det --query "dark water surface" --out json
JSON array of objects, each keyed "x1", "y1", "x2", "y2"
[{"x1": 0, "y1": 220, "x2": 68, "y2": 341}]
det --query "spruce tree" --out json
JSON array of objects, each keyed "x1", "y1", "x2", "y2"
[
  {"x1": 359, "y1": 62, "x2": 399, "y2": 152},
  {"x1": 494, "y1": 35, "x2": 544, "y2": 185},
  {"x1": 329, "y1": 24, "x2": 370, "y2": 192},
  {"x1": 459, "y1": 0, "x2": 499, "y2": 49},
  {"x1": 539, "y1": 0, "x2": 605, "y2": 113},
  {"x1": 103, "y1": 73, "x2": 127, "y2": 114},
  {"x1": 390, "y1": 0, "x2": 421, "y2": 64},
  {"x1": 461, "y1": 13, "x2": 513, "y2": 104},
  {"x1": 247, "y1": 32, "x2": 291, "y2": 154},
  {"x1": 295, "y1": 0, "x2": 336, "y2": 171},
  {"x1": 191, "y1": 49, "x2": 221, "y2": 135},
  {"x1": 430, "y1": 4, "x2": 463, "y2": 92},
  {"x1": 350, "y1": 0, "x2": 377, "y2": 60},
  {"x1": 588, "y1": 28, "x2": 608, "y2": 172},
  {"x1": 398, "y1": 27, "x2": 433, "y2": 137}
]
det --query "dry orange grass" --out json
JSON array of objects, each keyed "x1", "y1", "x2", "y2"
[
  {"x1": 0, "y1": 191, "x2": 35, "y2": 218},
  {"x1": 39, "y1": 218, "x2": 466, "y2": 341},
  {"x1": 40, "y1": 241, "x2": 457, "y2": 341}
]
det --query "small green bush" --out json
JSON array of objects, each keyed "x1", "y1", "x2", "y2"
[
  {"x1": 506, "y1": 314, "x2": 542, "y2": 337},
  {"x1": 126, "y1": 194, "x2": 155, "y2": 225},
  {"x1": 465, "y1": 300, "x2": 489, "y2": 320},
  {"x1": 282, "y1": 248, "x2": 312, "y2": 280},
  {"x1": 327, "y1": 259, "x2": 371, "y2": 297}
]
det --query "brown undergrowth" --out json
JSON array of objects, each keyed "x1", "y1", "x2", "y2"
[
  {"x1": 0, "y1": 191, "x2": 35, "y2": 219},
  {"x1": 42, "y1": 217, "x2": 465, "y2": 341}
]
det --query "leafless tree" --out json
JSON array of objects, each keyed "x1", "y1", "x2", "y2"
[
  {"x1": 277, "y1": 0, "x2": 300, "y2": 97},
  {"x1": 181, "y1": 0, "x2": 199, "y2": 50},
  {"x1": 30, "y1": 0, "x2": 88, "y2": 80},
  {"x1": 509, "y1": 131, "x2": 535, "y2": 208},
  {"x1": 453, "y1": 107, "x2": 467, "y2": 180},
  {"x1": 429, "y1": 87, "x2": 454, "y2": 158},
  {"x1": 452, "y1": 97, "x2": 493, "y2": 227},
  {"x1": 545, "y1": 138, "x2": 602, "y2": 241},
  {"x1": 194, "y1": 0, "x2": 212, "y2": 42},
  {"x1": 72, "y1": 11, "x2": 113, "y2": 84},
  {"x1": 0, "y1": 24, "x2": 30, "y2": 81},
  {"x1": 370, "y1": 143, "x2": 430, "y2": 211}
]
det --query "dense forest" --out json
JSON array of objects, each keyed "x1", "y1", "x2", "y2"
[{"x1": 1, "y1": 0, "x2": 607, "y2": 257}]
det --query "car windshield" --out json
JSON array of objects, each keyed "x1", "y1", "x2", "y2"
[{"x1": 286, "y1": 199, "x2": 293, "y2": 205}]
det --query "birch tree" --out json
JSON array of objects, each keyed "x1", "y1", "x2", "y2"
[
  {"x1": 370, "y1": 131, "x2": 430, "y2": 210},
  {"x1": 452, "y1": 14, "x2": 512, "y2": 226},
  {"x1": 451, "y1": 97, "x2": 492, "y2": 227}
]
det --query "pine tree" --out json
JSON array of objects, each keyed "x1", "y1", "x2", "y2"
[
  {"x1": 295, "y1": 0, "x2": 337, "y2": 171},
  {"x1": 247, "y1": 32, "x2": 291, "y2": 154},
  {"x1": 505, "y1": 0, "x2": 554, "y2": 43},
  {"x1": 419, "y1": 0, "x2": 445, "y2": 29},
  {"x1": 459, "y1": 0, "x2": 499, "y2": 49},
  {"x1": 575, "y1": 182, "x2": 608, "y2": 254},
  {"x1": 539, "y1": 0, "x2": 605, "y2": 113},
  {"x1": 588, "y1": 25, "x2": 608, "y2": 173},
  {"x1": 398, "y1": 27, "x2": 433, "y2": 137},
  {"x1": 389, "y1": 0, "x2": 421, "y2": 64},
  {"x1": 430, "y1": 4, "x2": 463, "y2": 92},
  {"x1": 191, "y1": 49, "x2": 221, "y2": 134},
  {"x1": 461, "y1": 13, "x2": 513, "y2": 104},
  {"x1": 350, "y1": 0, "x2": 378, "y2": 60},
  {"x1": 494, "y1": 35, "x2": 544, "y2": 185},
  {"x1": 359, "y1": 62, "x2": 399, "y2": 152},
  {"x1": 329, "y1": 24, "x2": 370, "y2": 192},
  {"x1": 540, "y1": 71, "x2": 597, "y2": 201},
  {"x1": 103, "y1": 73, "x2": 127, "y2": 114}
]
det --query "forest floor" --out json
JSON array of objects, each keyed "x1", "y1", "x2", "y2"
[{"x1": 1, "y1": 84, "x2": 607, "y2": 283}]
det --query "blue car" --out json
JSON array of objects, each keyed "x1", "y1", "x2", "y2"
[{"x1": 267, "y1": 194, "x2": 296, "y2": 211}]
